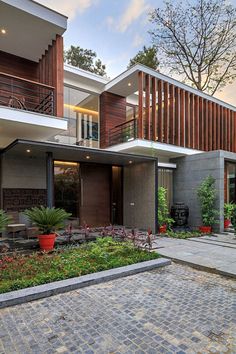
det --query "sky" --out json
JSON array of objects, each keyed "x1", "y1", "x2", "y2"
[{"x1": 38, "y1": 0, "x2": 236, "y2": 106}]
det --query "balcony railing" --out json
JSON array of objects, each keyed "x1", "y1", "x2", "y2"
[
  {"x1": 0, "y1": 72, "x2": 55, "y2": 116},
  {"x1": 109, "y1": 118, "x2": 137, "y2": 146}
]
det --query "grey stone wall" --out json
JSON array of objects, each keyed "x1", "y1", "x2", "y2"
[
  {"x1": 1, "y1": 153, "x2": 46, "y2": 189},
  {"x1": 123, "y1": 161, "x2": 157, "y2": 232},
  {"x1": 171, "y1": 151, "x2": 225, "y2": 232}
]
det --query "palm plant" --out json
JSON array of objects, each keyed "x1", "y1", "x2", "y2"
[
  {"x1": 24, "y1": 206, "x2": 71, "y2": 235},
  {"x1": 0, "y1": 210, "x2": 11, "y2": 233}
]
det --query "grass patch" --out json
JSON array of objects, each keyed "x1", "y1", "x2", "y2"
[
  {"x1": 166, "y1": 230, "x2": 201, "y2": 239},
  {"x1": 0, "y1": 237, "x2": 159, "y2": 294}
]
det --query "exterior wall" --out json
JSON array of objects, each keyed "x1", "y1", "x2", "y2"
[
  {"x1": 0, "y1": 51, "x2": 39, "y2": 81},
  {"x1": 100, "y1": 92, "x2": 126, "y2": 148},
  {"x1": 171, "y1": 151, "x2": 225, "y2": 232},
  {"x1": 1, "y1": 153, "x2": 47, "y2": 212},
  {"x1": 123, "y1": 161, "x2": 157, "y2": 231}
]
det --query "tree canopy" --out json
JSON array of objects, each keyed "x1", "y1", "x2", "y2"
[
  {"x1": 127, "y1": 46, "x2": 159, "y2": 70},
  {"x1": 64, "y1": 45, "x2": 107, "y2": 77},
  {"x1": 149, "y1": 0, "x2": 236, "y2": 95}
]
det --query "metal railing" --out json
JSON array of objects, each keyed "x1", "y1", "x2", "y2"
[
  {"x1": 0, "y1": 72, "x2": 55, "y2": 116},
  {"x1": 108, "y1": 118, "x2": 137, "y2": 146}
]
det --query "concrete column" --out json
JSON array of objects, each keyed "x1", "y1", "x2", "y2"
[{"x1": 46, "y1": 152, "x2": 53, "y2": 208}]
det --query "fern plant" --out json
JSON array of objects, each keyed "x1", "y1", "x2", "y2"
[
  {"x1": 197, "y1": 175, "x2": 218, "y2": 227},
  {"x1": 24, "y1": 206, "x2": 71, "y2": 235},
  {"x1": 0, "y1": 210, "x2": 11, "y2": 233}
]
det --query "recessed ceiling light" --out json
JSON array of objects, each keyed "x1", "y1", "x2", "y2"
[
  {"x1": 128, "y1": 82, "x2": 132, "y2": 87},
  {"x1": 129, "y1": 160, "x2": 133, "y2": 164},
  {"x1": 26, "y1": 149, "x2": 31, "y2": 153},
  {"x1": 86, "y1": 155, "x2": 90, "y2": 159},
  {"x1": 1, "y1": 28, "x2": 6, "y2": 35}
]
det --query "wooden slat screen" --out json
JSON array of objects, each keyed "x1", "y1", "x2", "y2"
[{"x1": 137, "y1": 70, "x2": 236, "y2": 153}]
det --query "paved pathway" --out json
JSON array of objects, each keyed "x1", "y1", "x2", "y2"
[
  {"x1": 0, "y1": 264, "x2": 235, "y2": 354},
  {"x1": 156, "y1": 233, "x2": 236, "y2": 277}
]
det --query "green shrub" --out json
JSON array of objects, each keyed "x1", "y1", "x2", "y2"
[
  {"x1": 158, "y1": 187, "x2": 174, "y2": 228},
  {"x1": 197, "y1": 175, "x2": 218, "y2": 227},
  {"x1": 224, "y1": 203, "x2": 235, "y2": 220},
  {"x1": 24, "y1": 206, "x2": 71, "y2": 234}
]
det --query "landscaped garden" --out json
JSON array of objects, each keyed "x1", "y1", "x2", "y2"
[{"x1": 0, "y1": 237, "x2": 159, "y2": 294}]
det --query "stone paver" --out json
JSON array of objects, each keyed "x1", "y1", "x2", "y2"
[
  {"x1": 155, "y1": 234, "x2": 236, "y2": 277},
  {"x1": 0, "y1": 264, "x2": 235, "y2": 354}
]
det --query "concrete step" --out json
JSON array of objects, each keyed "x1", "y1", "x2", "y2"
[{"x1": 189, "y1": 237, "x2": 236, "y2": 249}]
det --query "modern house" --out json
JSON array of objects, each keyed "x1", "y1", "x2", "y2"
[{"x1": 0, "y1": 0, "x2": 236, "y2": 232}]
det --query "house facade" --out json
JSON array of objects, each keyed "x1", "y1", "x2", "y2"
[{"x1": 0, "y1": 0, "x2": 236, "y2": 232}]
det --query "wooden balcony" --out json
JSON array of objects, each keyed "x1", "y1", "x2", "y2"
[{"x1": 0, "y1": 72, "x2": 55, "y2": 116}]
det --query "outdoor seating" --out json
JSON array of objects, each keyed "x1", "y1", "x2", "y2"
[{"x1": 6, "y1": 211, "x2": 26, "y2": 241}]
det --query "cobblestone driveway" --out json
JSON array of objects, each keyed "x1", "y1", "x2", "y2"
[{"x1": 0, "y1": 264, "x2": 235, "y2": 354}]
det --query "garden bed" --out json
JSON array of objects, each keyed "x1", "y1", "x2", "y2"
[
  {"x1": 165, "y1": 230, "x2": 202, "y2": 239},
  {"x1": 0, "y1": 237, "x2": 159, "y2": 294}
]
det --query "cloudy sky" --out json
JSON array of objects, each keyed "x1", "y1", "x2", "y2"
[{"x1": 38, "y1": 0, "x2": 236, "y2": 105}]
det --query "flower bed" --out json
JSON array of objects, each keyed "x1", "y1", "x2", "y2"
[{"x1": 0, "y1": 238, "x2": 159, "y2": 294}]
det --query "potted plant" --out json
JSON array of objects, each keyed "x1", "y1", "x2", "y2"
[
  {"x1": 158, "y1": 187, "x2": 174, "y2": 233},
  {"x1": 231, "y1": 205, "x2": 236, "y2": 236},
  {"x1": 224, "y1": 203, "x2": 234, "y2": 229},
  {"x1": 24, "y1": 206, "x2": 71, "y2": 251},
  {"x1": 197, "y1": 175, "x2": 218, "y2": 234},
  {"x1": 0, "y1": 209, "x2": 11, "y2": 235}
]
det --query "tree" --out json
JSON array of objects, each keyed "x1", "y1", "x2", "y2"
[
  {"x1": 128, "y1": 46, "x2": 159, "y2": 70},
  {"x1": 149, "y1": 0, "x2": 236, "y2": 95},
  {"x1": 64, "y1": 45, "x2": 107, "y2": 77}
]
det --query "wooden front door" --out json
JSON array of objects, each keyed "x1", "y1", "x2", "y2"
[{"x1": 80, "y1": 164, "x2": 111, "y2": 226}]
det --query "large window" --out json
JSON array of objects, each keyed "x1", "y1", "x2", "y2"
[
  {"x1": 54, "y1": 161, "x2": 80, "y2": 218},
  {"x1": 225, "y1": 162, "x2": 236, "y2": 203},
  {"x1": 52, "y1": 86, "x2": 99, "y2": 147},
  {"x1": 158, "y1": 168, "x2": 173, "y2": 210}
]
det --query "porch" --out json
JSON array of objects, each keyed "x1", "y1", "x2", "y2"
[{"x1": 0, "y1": 139, "x2": 158, "y2": 233}]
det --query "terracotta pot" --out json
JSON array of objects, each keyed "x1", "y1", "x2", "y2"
[
  {"x1": 224, "y1": 219, "x2": 231, "y2": 229},
  {"x1": 199, "y1": 226, "x2": 212, "y2": 234},
  {"x1": 38, "y1": 234, "x2": 56, "y2": 251},
  {"x1": 159, "y1": 225, "x2": 167, "y2": 234}
]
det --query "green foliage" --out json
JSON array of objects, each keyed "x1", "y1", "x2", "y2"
[
  {"x1": 0, "y1": 210, "x2": 11, "y2": 232},
  {"x1": 24, "y1": 206, "x2": 71, "y2": 235},
  {"x1": 128, "y1": 46, "x2": 159, "y2": 70},
  {"x1": 224, "y1": 203, "x2": 235, "y2": 219},
  {"x1": 0, "y1": 238, "x2": 159, "y2": 293},
  {"x1": 158, "y1": 187, "x2": 174, "y2": 228},
  {"x1": 197, "y1": 175, "x2": 218, "y2": 227},
  {"x1": 64, "y1": 45, "x2": 107, "y2": 77},
  {"x1": 166, "y1": 230, "x2": 201, "y2": 239}
]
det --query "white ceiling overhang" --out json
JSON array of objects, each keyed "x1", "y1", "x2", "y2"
[
  {"x1": 0, "y1": 0, "x2": 67, "y2": 62},
  {"x1": 0, "y1": 106, "x2": 67, "y2": 147}
]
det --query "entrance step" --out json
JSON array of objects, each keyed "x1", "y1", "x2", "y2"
[{"x1": 188, "y1": 237, "x2": 236, "y2": 249}]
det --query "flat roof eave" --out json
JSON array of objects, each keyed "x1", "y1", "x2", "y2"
[{"x1": 1, "y1": 139, "x2": 158, "y2": 166}]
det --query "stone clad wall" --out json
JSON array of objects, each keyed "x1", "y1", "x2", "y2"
[
  {"x1": 1, "y1": 153, "x2": 47, "y2": 211},
  {"x1": 171, "y1": 151, "x2": 224, "y2": 232}
]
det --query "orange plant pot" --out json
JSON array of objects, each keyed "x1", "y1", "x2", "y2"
[
  {"x1": 224, "y1": 219, "x2": 230, "y2": 229},
  {"x1": 199, "y1": 226, "x2": 212, "y2": 234},
  {"x1": 159, "y1": 225, "x2": 167, "y2": 234},
  {"x1": 38, "y1": 234, "x2": 56, "y2": 251}
]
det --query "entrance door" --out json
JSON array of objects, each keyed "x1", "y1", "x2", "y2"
[
  {"x1": 80, "y1": 164, "x2": 111, "y2": 226},
  {"x1": 225, "y1": 162, "x2": 236, "y2": 203}
]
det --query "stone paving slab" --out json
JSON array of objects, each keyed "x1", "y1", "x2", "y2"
[
  {"x1": 0, "y1": 258, "x2": 171, "y2": 309},
  {"x1": 0, "y1": 264, "x2": 235, "y2": 354},
  {"x1": 155, "y1": 236, "x2": 236, "y2": 278}
]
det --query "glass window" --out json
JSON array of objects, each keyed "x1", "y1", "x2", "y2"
[
  {"x1": 51, "y1": 86, "x2": 99, "y2": 147},
  {"x1": 54, "y1": 161, "x2": 80, "y2": 218}
]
